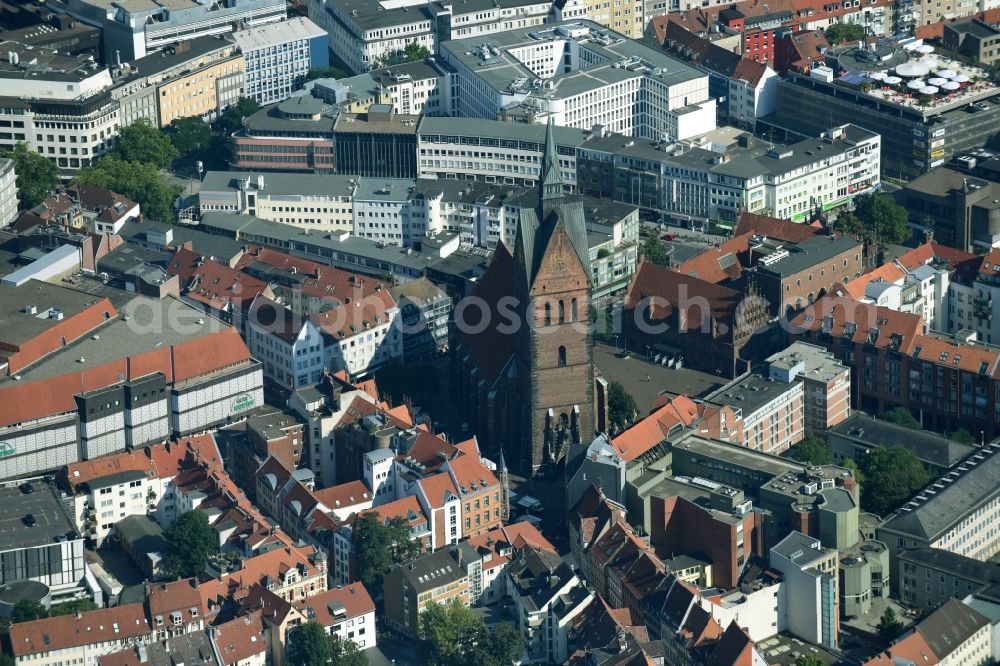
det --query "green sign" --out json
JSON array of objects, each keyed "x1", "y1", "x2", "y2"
[
  {"x1": 0, "y1": 441, "x2": 14, "y2": 458},
  {"x1": 231, "y1": 394, "x2": 255, "y2": 414}
]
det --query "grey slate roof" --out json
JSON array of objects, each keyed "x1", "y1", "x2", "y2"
[
  {"x1": 918, "y1": 599, "x2": 990, "y2": 660},
  {"x1": 879, "y1": 442, "x2": 1000, "y2": 542},
  {"x1": 899, "y1": 548, "x2": 1000, "y2": 585},
  {"x1": 829, "y1": 412, "x2": 975, "y2": 470}
]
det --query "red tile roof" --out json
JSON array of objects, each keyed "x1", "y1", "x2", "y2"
[
  {"x1": 314, "y1": 480, "x2": 373, "y2": 511},
  {"x1": 915, "y1": 8, "x2": 1000, "y2": 39},
  {"x1": 9, "y1": 604, "x2": 151, "y2": 657},
  {"x1": 357, "y1": 495, "x2": 427, "y2": 527},
  {"x1": 65, "y1": 434, "x2": 220, "y2": 487},
  {"x1": 911, "y1": 334, "x2": 1000, "y2": 376},
  {"x1": 610, "y1": 395, "x2": 700, "y2": 461},
  {"x1": 418, "y1": 472, "x2": 460, "y2": 509},
  {"x1": 148, "y1": 578, "x2": 205, "y2": 620},
  {"x1": 674, "y1": 232, "x2": 751, "y2": 284},
  {"x1": 735, "y1": 213, "x2": 823, "y2": 244},
  {"x1": 221, "y1": 545, "x2": 320, "y2": 594},
  {"x1": 843, "y1": 262, "x2": 907, "y2": 300},
  {"x1": 862, "y1": 631, "x2": 940, "y2": 665},
  {"x1": 625, "y1": 261, "x2": 743, "y2": 336},
  {"x1": 703, "y1": 621, "x2": 758, "y2": 666},
  {"x1": 789, "y1": 295, "x2": 924, "y2": 353},
  {"x1": 212, "y1": 613, "x2": 267, "y2": 666},
  {"x1": 445, "y1": 451, "x2": 500, "y2": 496},
  {"x1": 296, "y1": 583, "x2": 375, "y2": 628},
  {"x1": 167, "y1": 247, "x2": 270, "y2": 313}
]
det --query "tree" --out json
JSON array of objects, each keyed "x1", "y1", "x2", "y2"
[
  {"x1": 2, "y1": 143, "x2": 59, "y2": 209},
  {"x1": 375, "y1": 41, "x2": 431, "y2": 67},
  {"x1": 640, "y1": 233, "x2": 671, "y2": 267},
  {"x1": 111, "y1": 119, "x2": 178, "y2": 169},
  {"x1": 419, "y1": 600, "x2": 522, "y2": 666},
  {"x1": 0, "y1": 653, "x2": 14, "y2": 666},
  {"x1": 876, "y1": 607, "x2": 903, "y2": 641},
  {"x1": 824, "y1": 22, "x2": 865, "y2": 45},
  {"x1": 169, "y1": 117, "x2": 214, "y2": 158},
  {"x1": 882, "y1": 407, "x2": 920, "y2": 430},
  {"x1": 286, "y1": 622, "x2": 331, "y2": 666},
  {"x1": 786, "y1": 435, "x2": 833, "y2": 466},
  {"x1": 328, "y1": 635, "x2": 367, "y2": 666},
  {"x1": 353, "y1": 512, "x2": 421, "y2": 595},
  {"x1": 217, "y1": 97, "x2": 262, "y2": 136},
  {"x1": 11, "y1": 599, "x2": 46, "y2": 623},
  {"x1": 73, "y1": 156, "x2": 182, "y2": 223},
  {"x1": 306, "y1": 67, "x2": 349, "y2": 82},
  {"x1": 795, "y1": 656, "x2": 826, "y2": 666},
  {"x1": 162, "y1": 510, "x2": 218, "y2": 578},
  {"x1": 608, "y1": 381, "x2": 638, "y2": 431},
  {"x1": 949, "y1": 427, "x2": 976, "y2": 445},
  {"x1": 48, "y1": 599, "x2": 98, "y2": 617},
  {"x1": 858, "y1": 447, "x2": 932, "y2": 516},
  {"x1": 853, "y1": 194, "x2": 911, "y2": 247},
  {"x1": 591, "y1": 305, "x2": 615, "y2": 344}
]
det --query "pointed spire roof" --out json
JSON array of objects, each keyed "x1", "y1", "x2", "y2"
[{"x1": 540, "y1": 118, "x2": 563, "y2": 203}]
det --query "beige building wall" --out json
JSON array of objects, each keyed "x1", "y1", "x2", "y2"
[
  {"x1": 581, "y1": 0, "x2": 646, "y2": 38},
  {"x1": 155, "y1": 51, "x2": 245, "y2": 127}
]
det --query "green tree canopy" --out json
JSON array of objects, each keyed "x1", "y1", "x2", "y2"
[
  {"x1": 286, "y1": 622, "x2": 331, "y2": 666},
  {"x1": 375, "y1": 41, "x2": 431, "y2": 68},
  {"x1": 876, "y1": 607, "x2": 903, "y2": 641},
  {"x1": 841, "y1": 194, "x2": 911, "y2": 248},
  {"x1": 825, "y1": 22, "x2": 865, "y2": 45},
  {"x1": 111, "y1": 119, "x2": 178, "y2": 169},
  {"x1": 419, "y1": 599, "x2": 522, "y2": 666},
  {"x1": 2, "y1": 143, "x2": 59, "y2": 209},
  {"x1": 11, "y1": 599, "x2": 47, "y2": 623},
  {"x1": 353, "y1": 512, "x2": 421, "y2": 595},
  {"x1": 794, "y1": 655, "x2": 825, "y2": 666},
  {"x1": 949, "y1": 427, "x2": 976, "y2": 445},
  {"x1": 786, "y1": 435, "x2": 833, "y2": 466},
  {"x1": 640, "y1": 233, "x2": 671, "y2": 267},
  {"x1": 217, "y1": 97, "x2": 262, "y2": 136},
  {"x1": 169, "y1": 117, "x2": 214, "y2": 158},
  {"x1": 306, "y1": 67, "x2": 349, "y2": 82},
  {"x1": 73, "y1": 156, "x2": 182, "y2": 223},
  {"x1": 608, "y1": 381, "x2": 638, "y2": 432},
  {"x1": 858, "y1": 447, "x2": 932, "y2": 516},
  {"x1": 591, "y1": 305, "x2": 615, "y2": 344},
  {"x1": 328, "y1": 635, "x2": 367, "y2": 666},
  {"x1": 162, "y1": 510, "x2": 218, "y2": 579},
  {"x1": 882, "y1": 407, "x2": 920, "y2": 429},
  {"x1": 48, "y1": 598, "x2": 99, "y2": 617}
]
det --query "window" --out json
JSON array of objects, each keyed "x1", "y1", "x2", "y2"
[
  {"x1": 558, "y1": 346, "x2": 566, "y2": 366},
  {"x1": 543, "y1": 302, "x2": 552, "y2": 326},
  {"x1": 571, "y1": 298, "x2": 579, "y2": 322},
  {"x1": 558, "y1": 300, "x2": 566, "y2": 323}
]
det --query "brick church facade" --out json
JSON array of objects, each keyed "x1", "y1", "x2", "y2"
[{"x1": 451, "y1": 121, "x2": 607, "y2": 476}]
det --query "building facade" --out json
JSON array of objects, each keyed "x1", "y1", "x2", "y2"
[{"x1": 233, "y1": 18, "x2": 328, "y2": 106}]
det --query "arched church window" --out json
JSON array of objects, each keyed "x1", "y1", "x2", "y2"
[{"x1": 558, "y1": 345, "x2": 567, "y2": 367}]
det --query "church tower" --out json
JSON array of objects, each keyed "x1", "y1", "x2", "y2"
[{"x1": 509, "y1": 120, "x2": 596, "y2": 474}]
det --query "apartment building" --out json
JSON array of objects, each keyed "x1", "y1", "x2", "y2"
[
  {"x1": 0, "y1": 294, "x2": 262, "y2": 481},
  {"x1": 945, "y1": 19, "x2": 1000, "y2": 66},
  {"x1": 770, "y1": 532, "x2": 840, "y2": 650},
  {"x1": 383, "y1": 543, "x2": 478, "y2": 636},
  {"x1": 0, "y1": 40, "x2": 118, "y2": 177},
  {"x1": 575, "y1": 0, "x2": 646, "y2": 37},
  {"x1": 899, "y1": 168, "x2": 1000, "y2": 253},
  {"x1": 863, "y1": 599, "x2": 992, "y2": 666},
  {"x1": 388, "y1": 278, "x2": 451, "y2": 359},
  {"x1": 10, "y1": 605, "x2": 151, "y2": 666},
  {"x1": 198, "y1": 172, "x2": 358, "y2": 234},
  {"x1": 702, "y1": 372, "x2": 806, "y2": 455},
  {"x1": 767, "y1": 342, "x2": 851, "y2": 433},
  {"x1": 233, "y1": 18, "x2": 328, "y2": 106},
  {"x1": 49, "y1": 0, "x2": 285, "y2": 63},
  {"x1": 309, "y1": 0, "x2": 555, "y2": 75},
  {"x1": 879, "y1": 442, "x2": 1000, "y2": 589},
  {"x1": 440, "y1": 21, "x2": 715, "y2": 142}
]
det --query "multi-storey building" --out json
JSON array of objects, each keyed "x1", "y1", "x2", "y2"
[
  {"x1": 899, "y1": 168, "x2": 1000, "y2": 253},
  {"x1": 309, "y1": 0, "x2": 555, "y2": 75},
  {"x1": 576, "y1": 0, "x2": 646, "y2": 37},
  {"x1": 440, "y1": 20, "x2": 716, "y2": 142},
  {"x1": 333, "y1": 105, "x2": 418, "y2": 179},
  {"x1": 0, "y1": 40, "x2": 118, "y2": 177},
  {"x1": 879, "y1": 441, "x2": 1000, "y2": 590},
  {"x1": 388, "y1": 278, "x2": 451, "y2": 359},
  {"x1": 768, "y1": 342, "x2": 851, "y2": 433},
  {"x1": 318, "y1": 60, "x2": 455, "y2": 117},
  {"x1": 233, "y1": 18, "x2": 328, "y2": 106},
  {"x1": 945, "y1": 19, "x2": 1000, "y2": 66},
  {"x1": 296, "y1": 583, "x2": 377, "y2": 650},
  {"x1": 49, "y1": 0, "x2": 285, "y2": 63},
  {"x1": 770, "y1": 531, "x2": 840, "y2": 650},
  {"x1": 230, "y1": 96, "x2": 337, "y2": 173},
  {"x1": 0, "y1": 158, "x2": 16, "y2": 228},
  {"x1": 863, "y1": 599, "x2": 992, "y2": 666},
  {"x1": 9, "y1": 604, "x2": 152, "y2": 666},
  {"x1": 702, "y1": 372, "x2": 806, "y2": 455},
  {"x1": 382, "y1": 543, "x2": 477, "y2": 636},
  {"x1": 198, "y1": 172, "x2": 358, "y2": 234},
  {"x1": 899, "y1": 548, "x2": 1000, "y2": 611}
]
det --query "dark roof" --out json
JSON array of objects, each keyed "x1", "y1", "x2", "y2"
[
  {"x1": 899, "y1": 548, "x2": 1000, "y2": 585},
  {"x1": 704, "y1": 622, "x2": 756, "y2": 666},
  {"x1": 393, "y1": 543, "x2": 474, "y2": 593},
  {"x1": 624, "y1": 261, "x2": 742, "y2": 337},
  {"x1": 829, "y1": 412, "x2": 976, "y2": 469},
  {"x1": 662, "y1": 21, "x2": 768, "y2": 87},
  {"x1": 456, "y1": 243, "x2": 516, "y2": 384},
  {"x1": 917, "y1": 599, "x2": 990, "y2": 660}
]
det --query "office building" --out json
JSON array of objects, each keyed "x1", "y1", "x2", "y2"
[
  {"x1": 0, "y1": 158, "x2": 16, "y2": 228},
  {"x1": 898, "y1": 168, "x2": 1000, "y2": 253},
  {"x1": 230, "y1": 96, "x2": 337, "y2": 173},
  {"x1": 198, "y1": 171, "x2": 358, "y2": 234},
  {"x1": 0, "y1": 40, "x2": 117, "y2": 177},
  {"x1": 319, "y1": 59, "x2": 454, "y2": 116},
  {"x1": 440, "y1": 20, "x2": 715, "y2": 142},
  {"x1": 48, "y1": 0, "x2": 285, "y2": 63},
  {"x1": 333, "y1": 105, "x2": 418, "y2": 179},
  {"x1": 838, "y1": 534, "x2": 890, "y2": 619},
  {"x1": 383, "y1": 543, "x2": 478, "y2": 636},
  {"x1": 899, "y1": 548, "x2": 1000, "y2": 611},
  {"x1": 770, "y1": 532, "x2": 839, "y2": 650},
  {"x1": 767, "y1": 342, "x2": 851, "y2": 433},
  {"x1": 389, "y1": 278, "x2": 451, "y2": 359},
  {"x1": 879, "y1": 442, "x2": 1000, "y2": 590},
  {"x1": 233, "y1": 18, "x2": 328, "y2": 106},
  {"x1": 308, "y1": 0, "x2": 555, "y2": 75},
  {"x1": 702, "y1": 372, "x2": 805, "y2": 455},
  {"x1": 945, "y1": 19, "x2": 1000, "y2": 66}
]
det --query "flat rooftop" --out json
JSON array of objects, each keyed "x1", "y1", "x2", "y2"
[
  {"x1": 0, "y1": 280, "x2": 107, "y2": 347},
  {"x1": 673, "y1": 434, "x2": 803, "y2": 480},
  {"x1": 439, "y1": 20, "x2": 703, "y2": 100},
  {"x1": 200, "y1": 171, "x2": 360, "y2": 198},
  {"x1": 0, "y1": 295, "x2": 229, "y2": 385},
  {"x1": 704, "y1": 372, "x2": 799, "y2": 417},
  {"x1": 0, "y1": 39, "x2": 105, "y2": 83},
  {"x1": 767, "y1": 341, "x2": 846, "y2": 384},
  {"x1": 232, "y1": 16, "x2": 324, "y2": 50},
  {"x1": 0, "y1": 482, "x2": 76, "y2": 551},
  {"x1": 333, "y1": 111, "x2": 419, "y2": 135},
  {"x1": 755, "y1": 235, "x2": 861, "y2": 278},
  {"x1": 418, "y1": 115, "x2": 596, "y2": 149}
]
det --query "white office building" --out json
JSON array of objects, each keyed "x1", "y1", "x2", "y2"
[
  {"x1": 439, "y1": 20, "x2": 716, "y2": 141},
  {"x1": 0, "y1": 158, "x2": 16, "y2": 228},
  {"x1": 233, "y1": 17, "x2": 328, "y2": 105}
]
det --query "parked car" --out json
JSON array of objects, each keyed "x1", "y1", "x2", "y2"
[
  {"x1": 23, "y1": 514, "x2": 37, "y2": 527},
  {"x1": 516, "y1": 496, "x2": 544, "y2": 514}
]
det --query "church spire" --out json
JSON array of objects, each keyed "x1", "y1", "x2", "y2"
[{"x1": 540, "y1": 118, "x2": 563, "y2": 204}]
